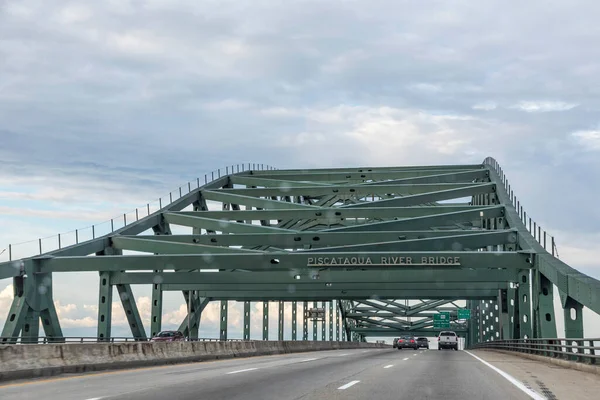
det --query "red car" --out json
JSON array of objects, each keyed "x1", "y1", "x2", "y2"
[{"x1": 150, "y1": 330, "x2": 185, "y2": 342}]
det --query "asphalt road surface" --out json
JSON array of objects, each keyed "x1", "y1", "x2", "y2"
[{"x1": 0, "y1": 348, "x2": 540, "y2": 400}]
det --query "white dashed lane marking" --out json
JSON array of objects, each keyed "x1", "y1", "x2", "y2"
[
  {"x1": 383, "y1": 365, "x2": 394, "y2": 369},
  {"x1": 226, "y1": 368, "x2": 258, "y2": 375},
  {"x1": 338, "y1": 380, "x2": 360, "y2": 390}
]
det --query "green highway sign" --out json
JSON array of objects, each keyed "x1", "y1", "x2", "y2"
[
  {"x1": 433, "y1": 312, "x2": 450, "y2": 328},
  {"x1": 458, "y1": 308, "x2": 471, "y2": 320}
]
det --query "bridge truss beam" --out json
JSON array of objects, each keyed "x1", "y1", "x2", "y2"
[{"x1": 1, "y1": 159, "x2": 599, "y2": 345}]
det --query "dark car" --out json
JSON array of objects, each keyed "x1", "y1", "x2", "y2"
[
  {"x1": 396, "y1": 335, "x2": 418, "y2": 350},
  {"x1": 416, "y1": 337, "x2": 429, "y2": 349},
  {"x1": 392, "y1": 337, "x2": 400, "y2": 348},
  {"x1": 150, "y1": 330, "x2": 185, "y2": 342}
]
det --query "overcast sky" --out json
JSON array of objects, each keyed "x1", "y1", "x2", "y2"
[{"x1": 1, "y1": 0, "x2": 599, "y2": 339}]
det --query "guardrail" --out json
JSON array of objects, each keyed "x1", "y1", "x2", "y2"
[
  {"x1": 471, "y1": 338, "x2": 599, "y2": 365},
  {"x1": 0, "y1": 163, "x2": 277, "y2": 263},
  {"x1": 483, "y1": 157, "x2": 559, "y2": 258},
  {"x1": 0, "y1": 336, "x2": 248, "y2": 344}
]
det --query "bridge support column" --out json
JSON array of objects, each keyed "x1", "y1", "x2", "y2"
[
  {"x1": 490, "y1": 298, "x2": 500, "y2": 341},
  {"x1": 243, "y1": 301, "x2": 251, "y2": 340},
  {"x1": 1, "y1": 276, "x2": 28, "y2": 343},
  {"x1": 1, "y1": 263, "x2": 64, "y2": 344},
  {"x1": 291, "y1": 301, "x2": 297, "y2": 340},
  {"x1": 22, "y1": 307, "x2": 41, "y2": 344},
  {"x1": 533, "y1": 271, "x2": 557, "y2": 338},
  {"x1": 97, "y1": 270, "x2": 113, "y2": 341},
  {"x1": 561, "y1": 295, "x2": 584, "y2": 338},
  {"x1": 39, "y1": 274, "x2": 63, "y2": 343},
  {"x1": 150, "y1": 275, "x2": 163, "y2": 338},
  {"x1": 516, "y1": 269, "x2": 532, "y2": 338},
  {"x1": 312, "y1": 301, "x2": 318, "y2": 341},
  {"x1": 220, "y1": 300, "x2": 228, "y2": 340},
  {"x1": 263, "y1": 301, "x2": 269, "y2": 340},
  {"x1": 501, "y1": 288, "x2": 515, "y2": 339},
  {"x1": 151, "y1": 221, "x2": 172, "y2": 338},
  {"x1": 498, "y1": 290, "x2": 507, "y2": 340},
  {"x1": 116, "y1": 284, "x2": 147, "y2": 340},
  {"x1": 328, "y1": 300, "x2": 334, "y2": 341},
  {"x1": 321, "y1": 301, "x2": 326, "y2": 341},
  {"x1": 303, "y1": 301, "x2": 308, "y2": 340},
  {"x1": 278, "y1": 301, "x2": 284, "y2": 341},
  {"x1": 466, "y1": 300, "x2": 478, "y2": 347},
  {"x1": 335, "y1": 301, "x2": 340, "y2": 341}
]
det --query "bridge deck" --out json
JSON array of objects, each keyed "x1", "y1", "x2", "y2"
[{"x1": 2, "y1": 347, "x2": 596, "y2": 399}]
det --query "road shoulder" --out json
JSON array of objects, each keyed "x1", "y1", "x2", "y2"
[{"x1": 470, "y1": 349, "x2": 599, "y2": 400}]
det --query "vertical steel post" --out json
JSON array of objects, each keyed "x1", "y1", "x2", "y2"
[
  {"x1": 278, "y1": 301, "x2": 284, "y2": 341},
  {"x1": 150, "y1": 276, "x2": 163, "y2": 338},
  {"x1": 535, "y1": 272, "x2": 557, "y2": 338},
  {"x1": 243, "y1": 301, "x2": 251, "y2": 340},
  {"x1": 220, "y1": 300, "x2": 228, "y2": 341},
  {"x1": 563, "y1": 297, "x2": 584, "y2": 338},
  {"x1": 313, "y1": 301, "x2": 318, "y2": 341},
  {"x1": 321, "y1": 301, "x2": 326, "y2": 341},
  {"x1": 291, "y1": 301, "x2": 297, "y2": 340},
  {"x1": 336, "y1": 301, "x2": 340, "y2": 341},
  {"x1": 187, "y1": 291, "x2": 191, "y2": 340},
  {"x1": 517, "y1": 269, "x2": 532, "y2": 338},
  {"x1": 303, "y1": 301, "x2": 308, "y2": 340},
  {"x1": 97, "y1": 271, "x2": 113, "y2": 341},
  {"x1": 263, "y1": 301, "x2": 269, "y2": 340},
  {"x1": 328, "y1": 300, "x2": 333, "y2": 341}
]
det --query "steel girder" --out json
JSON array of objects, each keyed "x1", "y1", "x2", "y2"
[{"x1": 2, "y1": 159, "x2": 598, "y2": 344}]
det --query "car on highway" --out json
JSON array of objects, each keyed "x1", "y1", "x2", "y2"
[
  {"x1": 150, "y1": 330, "x2": 185, "y2": 342},
  {"x1": 396, "y1": 335, "x2": 418, "y2": 350},
  {"x1": 437, "y1": 330, "x2": 458, "y2": 350},
  {"x1": 415, "y1": 337, "x2": 429, "y2": 349}
]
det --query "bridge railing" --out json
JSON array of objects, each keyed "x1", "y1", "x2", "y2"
[
  {"x1": 0, "y1": 163, "x2": 277, "y2": 263},
  {"x1": 472, "y1": 338, "x2": 599, "y2": 365},
  {"x1": 483, "y1": 157, "x2": 559, "y2": 258},
  {"x1": 0, "y1": 336, "x2": 248, "y2": 344}
]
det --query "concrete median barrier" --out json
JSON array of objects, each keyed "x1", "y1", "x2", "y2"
[{"x1": 0, "y1": 340, "x2": 389, "y2": 382}]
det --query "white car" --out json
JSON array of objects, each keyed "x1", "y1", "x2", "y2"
[{"x1": 437, "y1": 331, "x2": 458, "y2": 350}]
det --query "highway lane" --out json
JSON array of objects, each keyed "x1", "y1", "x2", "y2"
[{"x1": 0, "y1": 348, "x2": 537, "y2": 400}]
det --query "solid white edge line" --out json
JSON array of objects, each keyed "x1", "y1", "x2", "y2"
[
  {"x1": 298, "y1": 358, "x2": 319, "y2": 362},
  {"x1": 402, "y1": 357, "x2": 409, "y2": 361},
  {"x1": 383, "y1": 364, "x2": 394, "y2": 369},
  {"x1": 337, "y1": 353, "x2": 349, "y2": 356},
  {"x1": 464, "y1": 351, "x2": 546, "y2": 400},
  {"x1": 337, "y1": 380, "x2": 360, "y2": 390},
  {"x1": 226, "y1": 367, "x2": 258, "y2": 375}
]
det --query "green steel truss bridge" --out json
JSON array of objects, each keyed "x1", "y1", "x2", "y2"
[{"x1": 1, "y1": 157, "x2": 599, "y2": 346}]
